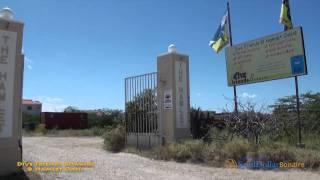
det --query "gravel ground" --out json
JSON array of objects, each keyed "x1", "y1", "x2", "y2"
[{"x1": 22, "y1": 137, "x2": 320, "y2": 180}]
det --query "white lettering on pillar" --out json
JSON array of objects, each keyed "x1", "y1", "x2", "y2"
[
  {"x1": 175, "y1": 60, "x2": 188, "y2": 129},
  {"x1": 0, "y1": 30, "x2": 17, "y2": 137}
]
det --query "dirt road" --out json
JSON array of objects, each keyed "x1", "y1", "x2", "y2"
[{"x1": 22, "y1": 137, "x2": 320, "y2": 180}]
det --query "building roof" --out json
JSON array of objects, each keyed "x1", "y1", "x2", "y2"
[{"x1": 22, "y1": 99, "x2": 42, "y2": 105}]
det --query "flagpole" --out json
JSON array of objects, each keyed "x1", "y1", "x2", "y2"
[
  {"x1": 227, "y1": 2, "x2": 238, "y2": 114},
  {"x1": 294, "y1": 75, "x2": 302, "y2": 146},
  {"x1": 280, "y1": 0, "x2": 303, "y2": 147},
  {"x1": 283, "y1": 0, "x2": 303, "y2": 147}
]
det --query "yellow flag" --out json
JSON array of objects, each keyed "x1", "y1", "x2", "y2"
[
  {"x1": 280, "y1": 0, "x2": 293, "y2": 30},
  {"x1": 209, "y1": 10, "x2": 229, "y2": 53}
]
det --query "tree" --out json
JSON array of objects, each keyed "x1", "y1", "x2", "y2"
[
  {"x1": 301, "y1": 92, "x2": 320, "y2": 134},
  {"x1": 223, "y1": 102, "x2": 273, "y2": 144},
  {"x1": 190, "y1": 107, "x2": 222, "y2": 140},
  {"x1": 87, "y1": 109, "x2": 124, "y2": 128},
  {"x1": 125, "y1": 89, "x2": 158, "y2": 133},
  {"x1": 269, "y1": 95, "x2": 297, "y2": 139},
  {"x1": 22, "y1": 113, "x2": 41, "y2": 131},
  {"x1": 270, "y1": 92, "x2": 320, "y2": 139},
  {"x1": 64, "y1": 106, "x2": 80, "y2": 112}
]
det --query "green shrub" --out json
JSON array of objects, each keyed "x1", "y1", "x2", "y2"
[
  {"x1": 258, "y1": 142, "x2": 296, "y2": 162},
  {"x1": 122, "y1": 136, "x2": 320, "y2": 170},
  {"x1": 151, "y1": 145, "x2": 174, "y2": 161},
  {"x1": 35, "y1": 124, "x2": 47, "y2": 134},
  {"x1": 22, "y1": 114, "x2": 41, "y2": 131},
  {"x1": 103, "y1": 126, "x2": 125, "y2": 152},
  {"x1": 149, "y1": 140, "x2": 205, "y2": 163},
  {"x1": 303, "y1": 134, "x2": 320, "y2": 151},
  {"x1": 140, "y1": 139, "x2": 250, "y2": 165},
  {"x1": 201, "y1": 143, "x2": 224, "y2": 166},
  {"x1": 184, "y1": 140, "x2": 205, "y2": 162},
  {"x1": 91, "y1": 126, "x2": 106, "y2": 136},
  {"x1": 294, "y1": 149, "x2": 320, "y2": 169},
  {"x1": 222, "y1": 138, "x2": 250, "y2": 160},
  {"x1": 169, "y1": 143, "x2": 192, "y2": 162},
  {"x1": 255, "y1": 141, "x2": 320, "y2": 169}
]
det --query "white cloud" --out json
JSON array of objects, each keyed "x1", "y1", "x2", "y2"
[
  {"x1": 196, "y1": 92, "x2": 201, "y2": 97},
  {"x1": 25, "y1": 56, "x2": 32, "y2": 63},
  {"x1": 24, "y1": 56, "x2": 33, "y2": 70},
  {"x1": 26, "y1": 96, "x2": 68, "y2": 112},
  {"x1": 240, "y1": 92, "x2": 257, "y2": 99},
  {"x1": 35, "y1": 96, "x2": 63, "y2": 103}
]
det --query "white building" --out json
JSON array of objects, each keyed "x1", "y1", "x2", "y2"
[{"x1": 22, "y1": 99, "x2": 42, "y2": 116}]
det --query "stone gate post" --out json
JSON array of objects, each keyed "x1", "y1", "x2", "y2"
[
  {"x1": 157, "y1": 44, "x2": 191, "y2": 143},
  {"x1": 0, "y1": 7, "x2": 24, "y2": 175}
]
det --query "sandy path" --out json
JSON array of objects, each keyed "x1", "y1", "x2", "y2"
[{"x1": 22, "y1": 137, "x2": 320, "y2": 180}]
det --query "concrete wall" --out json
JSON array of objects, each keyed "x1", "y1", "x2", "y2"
[
  {"x1": 0, "y1": 19, "x2": 24, "y2": 176},
  {"x1": 126, "y1": 133, "x2": 162, "y2": 149}
]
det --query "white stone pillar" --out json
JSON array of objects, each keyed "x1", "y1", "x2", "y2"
[
  {"x1": 157, "y1": 44, "x2": 191, "y2": 143},
  {"x1": 0, "y1": 7, "x2": 24, "y2": 175}
]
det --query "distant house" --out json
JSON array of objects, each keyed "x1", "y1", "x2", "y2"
[{"x1": 22, "y1": 99, "x2": 42, "y2": 116}]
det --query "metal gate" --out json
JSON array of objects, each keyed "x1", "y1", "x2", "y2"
[{"x1": 125, "y1": 72, "x2": 160, "y2": 148}]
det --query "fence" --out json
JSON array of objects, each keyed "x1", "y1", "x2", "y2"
[{"x1": 125, "y1": 72, "x2": 161, "y2": 148}]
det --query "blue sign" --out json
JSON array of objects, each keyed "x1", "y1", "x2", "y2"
[{"x1": 291, "y1": 55, "x2": 305, "y2": 75}]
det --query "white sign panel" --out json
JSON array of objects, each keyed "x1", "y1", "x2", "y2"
[
  {"x1": 225, "y1": 27, "x2": 307, "y2": 86},
  {"x1": 0, "y1": 30, "x2": 17, "y2": 138},
  {"x1": 163, "y1": 89, "x2": 173, "y2": 109},
  {"x1": 175, "y1": 61, "x2": 188, "y2": 129}
]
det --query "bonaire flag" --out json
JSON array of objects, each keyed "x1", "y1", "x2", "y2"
[
  {"x1": 280, "y1": 0, "x2": 293, "y2": 30},
  {"x1": 209, "y1": 10, "x2": 229, "y2": 53}
]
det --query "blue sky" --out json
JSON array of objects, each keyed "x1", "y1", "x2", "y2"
[{"x1": 1, "y1": 0, "x2": 319, "y2": 112}]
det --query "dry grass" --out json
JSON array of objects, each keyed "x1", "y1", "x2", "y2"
[
  {"x1": 23, "y1": 126, "x2": 107, "y2": 137},
  {"x1": 124, "y1": 138, "x2": 320, "y2": 170}
]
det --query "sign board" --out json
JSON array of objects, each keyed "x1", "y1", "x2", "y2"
[
  {"x1": 175, "y1": 61, "x2": 188, "y2": 128},
  {"x1": 163, "y1": 89, "x2": 173, "y2": 109},
  {"x1": 225, "y1": 27, "x2": 307, "y2": 86},
  {"x1": 0, "y1": 30, "x2": 17, "y2": 137}
]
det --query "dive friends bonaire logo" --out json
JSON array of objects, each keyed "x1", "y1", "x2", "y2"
[
  {"x1": 224, "y1": 158, "x2": 305, "y2": 170},
  {"x1": 17, "y1": 161, "x2": 96, "y2": 173},
  {"x1": 232, "y1": 72, "x2": 248, "y2": 85}
]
